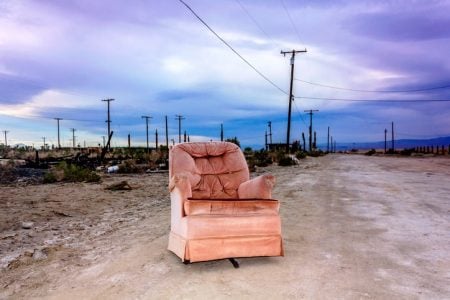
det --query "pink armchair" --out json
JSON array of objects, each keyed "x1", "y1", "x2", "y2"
[{"x1": 168, "y1": 142, "x2": 283, "y2": 264}]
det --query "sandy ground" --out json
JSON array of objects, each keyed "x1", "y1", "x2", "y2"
[{"x1": 1, "y1": 154, "x2": 449, "y2": 299}]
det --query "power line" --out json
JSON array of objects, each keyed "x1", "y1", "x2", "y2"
[
  {"x1": 295, "y1": 78, "x2": 450, "y2": 93},
  {"x1": 292, "y1": 99, "x2": 308, "y2": 127},
  {"x1": 294, "y1": 96, "x2": 450, "y2": 102},
  {"x1": 280, "y1": 0, "x2": 303, "y2": 46},
  {"x1": 234, "y1": 0, "x2": 275, "y2": 43},
  {"x1": 177, "y1": 0, "x2": 286, "y2": 95}
]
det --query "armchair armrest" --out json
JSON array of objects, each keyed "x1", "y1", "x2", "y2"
[
  {"x1": 238, "y1": 174, "x2": 275, "y2": 199},
  {"x1": 169, "y1": 172, "x2": 192, "y2": 199},
  {"x1": 169, "y1": 173, "x2": 192, "y2": 234}
]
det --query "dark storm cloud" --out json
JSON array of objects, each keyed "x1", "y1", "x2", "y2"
[{"x1": 0, "y1": 73, "x2": 45, "y2": 104}]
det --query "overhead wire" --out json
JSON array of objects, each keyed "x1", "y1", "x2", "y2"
[
  {"x1": 233, "y1": 0, "x2": 276, "y2": 44},
  {"x1": 295, "y1": 78, "x2": 450, "y2": 93},
  {"x1": 294, "y1": 96, "x2": 450, "y2": 102},
  {"x1": 279, "y1": 0, "x2": 303, "y2": 46},
  {"x1": 292, "y1": 98, "x2": 308, "y2": 127},
  {"x1": 177, "y1": 0, "x2": 287, "y2": 95}
]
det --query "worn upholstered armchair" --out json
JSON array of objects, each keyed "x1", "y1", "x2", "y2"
[{"x1": 168, "y1": 142, "x2": 283, "y2": 264}]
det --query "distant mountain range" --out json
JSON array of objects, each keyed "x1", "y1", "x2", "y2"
[{"x1": 328, "y1": 136, "x2": 450, "y2": 151}]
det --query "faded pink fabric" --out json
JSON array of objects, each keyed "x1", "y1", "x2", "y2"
[
  {"x1": 168, "y1": 142, "x2": 283, "y2": 262},
  {"x1": 184, "y1": 199, "x2": 280, "y2": 216},
  {"x1": 170, "y1": 142, "x2": 249, "y2": 199}
]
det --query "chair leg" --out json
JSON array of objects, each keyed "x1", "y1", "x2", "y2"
[{"x1": 229, "y1": 258, "x2": 239, "y2": 268}]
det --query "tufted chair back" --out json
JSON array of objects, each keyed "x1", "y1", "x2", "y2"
[{"x1": 169, "y1": 142, "x2": 250, "y2": 199}]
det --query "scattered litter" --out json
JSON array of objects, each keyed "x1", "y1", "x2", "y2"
[
  {"x1": 107, "y1": 165, "x2": 119, "y2": 173},
  {"x1": 21, "y1": 222, "x2": 33, "y2": 229}
]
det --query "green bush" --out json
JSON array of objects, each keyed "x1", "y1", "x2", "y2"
[
  {"x1": 295, "y1": 151, "x2": 307, "y2": 159},
  {"x1": 47, "y1": 161, "x2": 101, "y2": 183},
  {"x1": 308, "y1": 150, "x2": 324, "y2": 157},
  {"x1": 365, "y1": 149, "x2": 376, "y2": 156},
  {"x1": 43, "y1": 172, "x2": 57, "y2": 183},
  {"x1": 278, "y1": 156, "x2": 295, "y2": 166},
  {"x1": 118, "y1": 159, "x2": 142, "y2": 173},
  {"x1": 253, "y1": 149, "x2": 272, "y2": 167}
]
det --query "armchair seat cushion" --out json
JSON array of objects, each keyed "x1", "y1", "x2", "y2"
[
  {"x1": 184, "y1": 199, "x2": 279, "y2": 216},
  {"x1": 181, "y1": 214, "x2": 281, "y2": 239}
]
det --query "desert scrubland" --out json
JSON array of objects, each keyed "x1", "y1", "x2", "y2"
[{"x1": 1, "y1": 154, "x2": 449, "y2": 299}]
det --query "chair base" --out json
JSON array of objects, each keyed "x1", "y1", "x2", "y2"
[
  {"x1": 181, "y1": 258, "x2": 240, "y2": 268},
  {"x1": 168, "y1": 231, "x2": 284, "y2": 263}
]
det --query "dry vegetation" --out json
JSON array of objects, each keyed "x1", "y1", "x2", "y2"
[{"x1": 1, "y1": 154, "x2": 449, "y2": 299}]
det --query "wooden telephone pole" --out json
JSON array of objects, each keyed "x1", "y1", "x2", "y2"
[
  {"x1": 165, "y1": 115, "x2": 169, "y2": 149},
  {"x1": 327, "y1": 126, "x2": 330, "y2": 152},
  {"x1": 102, "y1": 98, "x2": 114, "y2": 150},
  {"x1": 142, "y1": 115, "x2": 152, "y2": 153},
  {"x1": 54, "y1": 118, "x2": 62, "y2": 149},
  {"x1": 304, "y1": 110, "x2": 319, "y2": 152},
  {"x1": 175, "y1": 115, "x2": 185, "y2": 143},
  {"x1": 267, "y1": 121, "x2": 273, "y2": 145},
  {"x1": 70, "y1": 128, "x2": 76, "y2": 148},
  {"x1": 384, "y1": 129, "x2": 387, "y2": 153},
  {"x1": 2, "y1": 130, "x2": 8, "y2": 147},
  {"x1": 391, "y1": 121, "x2": 395, "y2": 152},
  {"x1": 281, "y1": 49, "x2": 307, "y2": 152}
]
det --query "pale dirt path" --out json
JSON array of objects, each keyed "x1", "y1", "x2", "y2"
[{"x1": 1, "y1": 155, "x2": 449, "y2": 299}]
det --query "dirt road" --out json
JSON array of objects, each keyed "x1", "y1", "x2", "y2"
[{"x1": 1, "y1": 155, "x2": 449, "y2": 299}]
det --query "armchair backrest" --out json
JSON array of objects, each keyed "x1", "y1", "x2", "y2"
[{"x1": 169, "y1": 142, "x2": 250, "y2": 199}]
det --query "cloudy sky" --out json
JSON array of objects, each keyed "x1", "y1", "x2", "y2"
[{"x1": 1, "y1": 0, "x2": 449, "y2": 149}]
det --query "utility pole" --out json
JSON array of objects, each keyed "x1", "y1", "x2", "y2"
[
  {"x1": 70, "y1": 128, "x2": 76, "y2": 148},
  {"x1": 265, "y1": 130, "x2": 268, "y2": 151},
  {"x1": 142, "y1": 115, "x2": 152, "y2": 153},
  {"x1": 42, "y1": 137, "x2": 46, "y2": 150},
  {"x1": 188, "y1": 135, "x2": 190, "y2": 142},
  {"x1": 102, "y1": 98, "x2": 114, "y2": 150},
  {"x1": 304, "y1": 110, "x2": 319, "y2": 152},
  {"x1": 267, "y1": 121, "x2": 273, "y2": 145},
  {"x1": 220, "y1": 123, "x2": 224, "y2": 142},
  {"x1": 330, "y1": 136, "x2": 333, "y2": 153},
  {"x1": 175, "y1": 115, "x2": 185, "y2": 143},
  {"x1": 391, "y1": 121, "x2": 395, "y2": 152},
  {"x1": 384, "y1": 129, "x2": 387, "y2": 153},
  {"x1": 302, "y1": 132, "x2": 306, "y2": 152},
  {"x1": 327, "y1": 126, "x2": 330, "y2": 152},
  {"x1": 54, "y1": 118, "x2": 62, "y2": 149},
  {"x1": 128, "y1": 134, "x2": 131, "y2": 148},
  {"x1": 165, "y1": 116, "x2": 169, "y2": 149},
  {"x1": 2, "y1": 130, "x2": 8, "y2": 147},
  {"x1": 155, "y1": 129, "x2": 159, "y2": 150},
  {"x1": 184, "y1": 130, "x2": 187, "y2": 143},
  {"x1": 102, "y1": 136, "x2": 106, "y2": 148},
  {"x1": 313, "y1": 131, "x2": 317, "y2": 150},
  {"x1": 281, "y1": 49, "x2": 307, "y2": 152}
]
